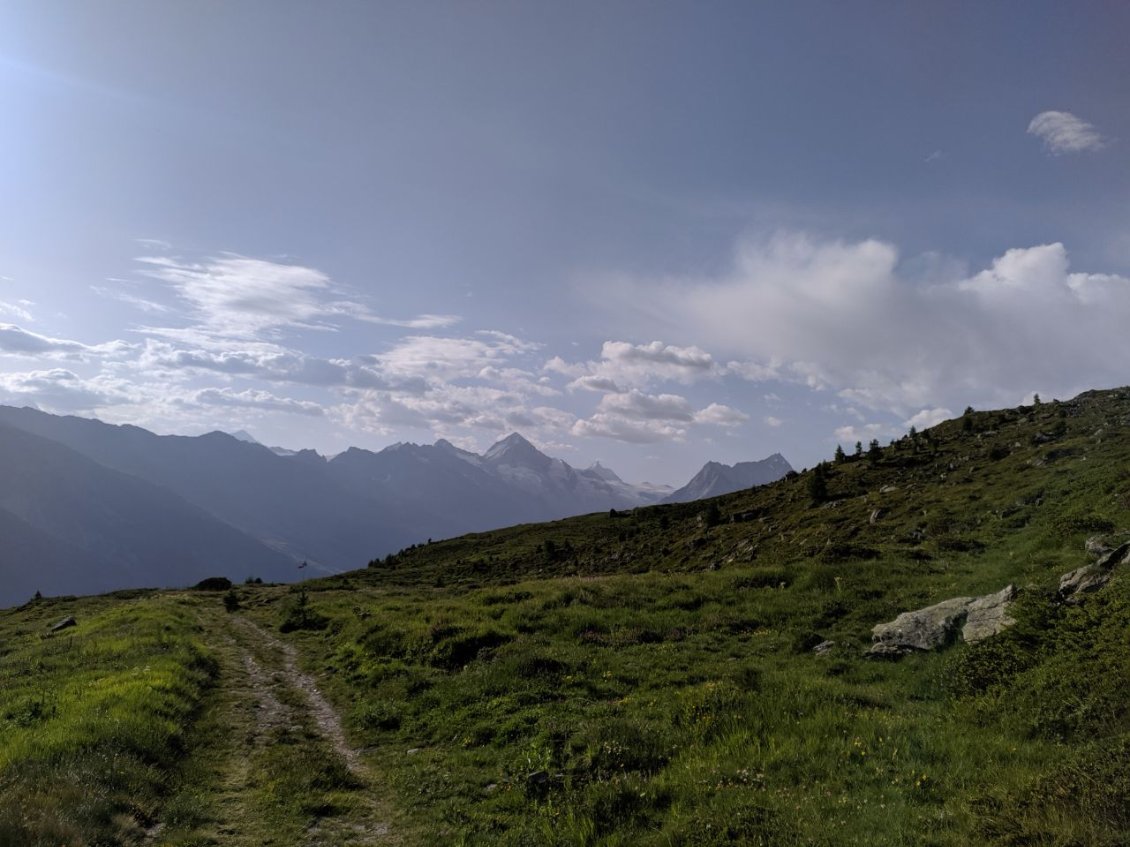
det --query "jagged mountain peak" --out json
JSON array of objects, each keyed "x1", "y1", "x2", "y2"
[
  {"x1": 665, "y1": 453, "x2": 794, "y2": 503},
  {"x1": 585, "y1": 461, "x2": 624, "y2": 483},
  {"x1": 483, "y1": 432, "x2": 544, "y2": 464}
]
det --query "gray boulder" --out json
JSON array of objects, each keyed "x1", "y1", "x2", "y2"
[
  {"x1": 869, "y1": 585, "x2": 1019, "y2": 657},
  {"x1": 962, "y1": 585, "x2": 1017, "y2": 643},
  {"x1": 869, "y1": 596, "x2": 975, "y2": 658},
  {"x1": 1059, "y1": 541, "x2": 1130, "y2": 603},
  {"x1": 49, "y1": 616, "x2": 76, "y2": 633}
]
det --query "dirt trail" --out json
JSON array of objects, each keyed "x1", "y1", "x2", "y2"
[
  {"x1": 154, "y1": 608, "x2": 399, "y2": 846},
  {"x1": 232, "y1": 617, "x2": 368, "y2": 778}
]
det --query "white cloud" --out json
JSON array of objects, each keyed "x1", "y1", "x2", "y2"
[
  {"x1": 554, "y1": 340, "x2": 722, "y2": 393},
  {"x1": 571, "y1": 414, "x2": 687, "y2": 444},
  {"x1": 138, "y1": 339, "x2": 425, "y2": 392},
  {"x1": 91, "y1": 284, "x2": 170, "y2": 314},
  {"x1": 833, "y1": 422, "x2": 892, "y2": 446},
  {"x1": 764, "y1": 415, "x2": 783, "y2": 428},
  {"x1": 359, "y1": 313, "x2": 461, "y2": 329},
  {"x1": 694, "y1": 403, "x2": 749, "y2": 426},
  {"x1": 1027, "y1": 111, "x2": 1108, "y2": 154},
  {"x1": 904, "y1": 407, "x2": 952, "y2": 430},
  {"x1": 598, "y1": 390, "x2": 695, "y2": 422},
  {"x1": 370, "y1": 332, "x2": 540, "y2": 381},
  {"x1": 137, "y1": 253, "x2": 460, "y2": 340},
  {"x1": 591, "y1": 232, "x2": 1130, "y2": 416},
  {"x1": 0, "y1": 300, "x2": 34, "y2": 322},
  {"x1": 570, "y1": 390, "x2": 748, "y2": 443},
  {"x1": 193, "y1": 387, "x2": 325, "y2": 416},
  {"x1": 137, "y1": 254, "x2": 341, "y2": 339},
  {"x1": 0, "y1": 324, "x2": 133, "y2": 360},
  {"x1": 0, "y1": 368, "x2": 134, "y2": 412}
]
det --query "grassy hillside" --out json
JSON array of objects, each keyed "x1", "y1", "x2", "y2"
[{"x1": 3, "y1": 389, "x2": 1130, "y2": 845}]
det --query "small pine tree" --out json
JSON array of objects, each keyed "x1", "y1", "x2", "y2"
[
  {"x1": 705, "y1": 502, "x2": 722, "y2": 527},
  {"x1": 807, "y1": 462, "x2": 829, "y2": 504},
  {"x1": 223, "y1": 588, "x2": 240, "y2": 613},
  {"x1": 854, "y1": 441, "x2": 863, "y2": 457},
  {"x1": 834, "y1": 444, "x2": 846, "y2": 464},
  {"x1": 867, "y1": 439, "x2": 881, "y2": 461}
]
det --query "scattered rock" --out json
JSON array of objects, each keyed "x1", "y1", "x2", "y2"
[
  {"x1": 873, "y1": 535, "x2": 1130, "y2": 658},
  {"x1": 1085, "y1": 535, "x2": 1113, "y2": 559},
  {"x1": 962, "y1": 585, "x2": 1017, "y2": 643},
  {"x1": 1058, "y1": 542, "x2": 1130, "y2": 603},
  {"x1": 1058, "y1": 564, "x2": 1112, "y2": 601},
  {"x1": 406, "y1": 747, "x2": 422, "y2": 756},
  {"x1": 879, "y1": 485, "x2": 899, "y2": 494},
  {"x1": 49, "y1": 616, "x2": 77, "y2": 633},
  {"x1": 812, "y1": 640, "x2": 835, "y2": 656},
  {"x1": 869, "y1": 508, "x2": 884, "y2": 525}
]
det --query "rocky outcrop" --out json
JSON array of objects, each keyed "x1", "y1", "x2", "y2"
[
  {"x1": 1059, "y1": 540, "x2": 1130, "y2": 603},
  {"x1": 961, "y1": 585, "x2": 1018, "y2": 642},
  {"x1": 869, "y1": 585, "x2": 1018, "y2": 658},
  {"x1": 49, "y1": 616, "x2": 76, "y2": 633},
  {"x1": 870, "y1": 534, "x2": 1130, "y2": 658},
  {"x1": 869, "y1": 596, "x2": 977, "y2": 658}
]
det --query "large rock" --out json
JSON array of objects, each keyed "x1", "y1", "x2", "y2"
[
  {"x1": 1059, "y1": 541, "x2": 1130, "y2": 603},
  {"x1": 962, "y1": 585, "x2": 1017, "y2": 643},
  {"x1": 869, "y1": 585, "x2": 1018, "y2": 657},
  {"x1": 869, "y1": 596, "x2": 975, "y2": 658}
]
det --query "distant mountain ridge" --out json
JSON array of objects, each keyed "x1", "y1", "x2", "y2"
[
  {"x1": 664, "y1": 453, "x2": 794, "y2": 503},
  {"x1": 0, "y1": 407, "x2": 789, "y2": 606}
]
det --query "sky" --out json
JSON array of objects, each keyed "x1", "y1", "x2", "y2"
[{"x1": 1, "y1": 1, "x2": 1128, "y2": 485}]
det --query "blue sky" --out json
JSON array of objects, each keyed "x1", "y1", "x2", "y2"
[{"x1": 1, "y1": 1, "x2": 1128, "y2": 484}]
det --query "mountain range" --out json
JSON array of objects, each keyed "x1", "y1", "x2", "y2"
[{"x1": 0, "y1": 406, "x2": 791, "y2": 606}]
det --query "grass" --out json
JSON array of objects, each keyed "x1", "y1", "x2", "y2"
[
  {"x1": 0, "y1": 592, "x2": 217, "y2": 846},
  {"x1": 4, "y1": 388, "x2": 1130, "y2": 844}
]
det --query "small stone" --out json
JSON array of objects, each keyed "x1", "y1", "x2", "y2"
[
  {"x1": 49, "y1": 616, "x2": 77, "y2": 633},
  {"x1": 812, "y1": 640, "x2": 835, "y2": 656}
]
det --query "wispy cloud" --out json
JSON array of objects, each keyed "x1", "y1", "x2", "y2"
[
  {"x1": 0, "y1": 324, "x2": 133, "y2": 360},
  {"x1": 1027, "y1": 111, "x2": 1109, "y2": 154},
  {"x1": 193, "y1": 387, "x2": 325, "y2": 416},
  {"x1": 0, "y1": 300, "x2": 34, "y2": 322},
  {"x1": 136, "y1": 253, "x2": 461, "y2": 340},
  {"x1": 91, "y1": 284, "x2": 170, "y2": 314}
]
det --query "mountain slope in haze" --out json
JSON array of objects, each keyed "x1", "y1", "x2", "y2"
[
  {"x1": 0, "y1": 407, "x2": 427, "y2": 572},
  {"x1": 0, "y1": 423, "x2": 294, "y2": 606},
  {"x1": 663, "y1": 452, "x2": 794, "y2": 503},
  {"x1": 0, "y1": 408, "x2": 696, "y2": 604}
]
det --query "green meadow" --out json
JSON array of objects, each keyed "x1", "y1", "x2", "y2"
[{"x1": 3, "y1": 389, "x2": 1130, "y2": 845}]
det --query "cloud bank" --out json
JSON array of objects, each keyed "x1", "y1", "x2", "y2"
[{"x1": 594, "y1": 233, "x2": 1130, "y2": 417}]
